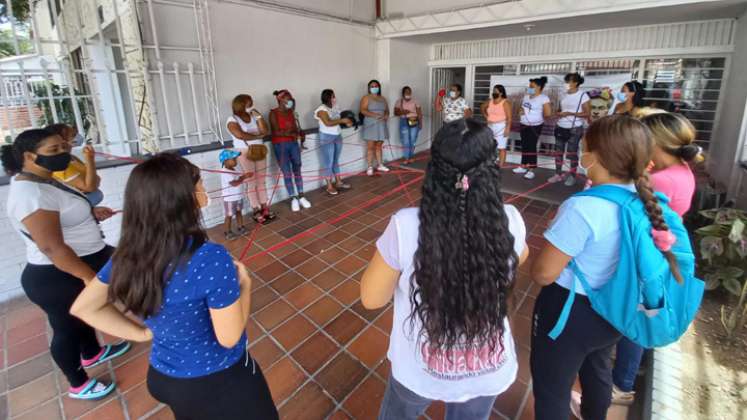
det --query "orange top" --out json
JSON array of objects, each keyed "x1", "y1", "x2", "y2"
[{"x1": 486, "y1": 99, "x2": 507, "y2": 123}]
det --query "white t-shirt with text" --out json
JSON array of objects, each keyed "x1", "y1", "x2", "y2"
[
  {"x1": 375, "y1": 205, "x2": 526, "y2": 402},
  {"x1": 519, "y1": 94, "x2": 550, "y2": 126},
  {"x1": 7, "y1": 179, "x2": 105, "y2": 265}
]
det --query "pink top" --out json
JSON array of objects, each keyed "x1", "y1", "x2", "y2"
[
  {"x1": 650, "y1": 163, "x2": 696, "y2": 216},
  {"x1": 395, "y1": 98, "x2": 420, "y2": 119},
  {"x1": 486, "y1": 99, "x2": 507, "y2": 123}
]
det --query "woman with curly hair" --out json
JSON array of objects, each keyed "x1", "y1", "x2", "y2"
[{"x1": 361, "y1": 119, "x2": 529, "y2": 419}]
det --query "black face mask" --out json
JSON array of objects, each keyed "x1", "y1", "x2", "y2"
[
  {"x1": 35, "y1": 152, "x2": 72, "y2": 172},
  {"x1": 492, "y1": 93, "x2": 500, "y2": 99}
]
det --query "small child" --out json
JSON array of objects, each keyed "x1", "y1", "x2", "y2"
[
  {"x1": 219, "y1": 149, "x2": 253, "y2": 240},
  {"x1": 46, "y1": 123, "x2": 104, "y2": 205}
]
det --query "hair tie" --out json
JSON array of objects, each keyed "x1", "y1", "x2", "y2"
[
  {"x1": 651, "y1": 229, "x2": 676, "y2": 252},
  {"x1": 455, "y1": 174, "x2": 469, "y2": 192}
]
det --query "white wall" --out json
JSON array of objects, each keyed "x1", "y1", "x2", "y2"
[{"x1": 710, "y1": 10, "x2": 747, "y2": 198}]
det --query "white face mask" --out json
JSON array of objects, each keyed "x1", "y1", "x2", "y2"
[
  {"x1": 579, "y1": 152, "x2": 595, "y2": 171},
  {"x1": 331, "y1": 97, "x2": 337, "y2": 107},
  {"x1": 404, "y1": 95, "x2": 412, "y2": 100},
  {"x1": 565, "y1": 83, "x2": 572, "y2": 92},
  {"x1": 449, "y1": 91, "x2": 458, "y2": 99},
  {"x1": 245, "y1": 107, "x2": 253, "y2": 114}
]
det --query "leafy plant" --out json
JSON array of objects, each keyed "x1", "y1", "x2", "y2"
[
  {"x1": 29, "y1": 81, "x2": 93, "y2": 137},
  {"x1": 695, "y1": 207, "x2": 747, "y2": 339},
  {"x1": 695, "y1": 208, "x2": 747, "y2": 294}
]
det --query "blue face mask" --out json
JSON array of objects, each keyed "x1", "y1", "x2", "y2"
[
  {"x1": 527, "y1": 87, "x2": 536, "y2": 95},
  {"x1": 286, "y1": 100, "x2": 294, "y2": 108},
  {"x1": 616, "y1": 92, "x2": 628, "y2": 102},
  {"x1": 370, "y1": 87, "x2": 380, "y2": 95}
]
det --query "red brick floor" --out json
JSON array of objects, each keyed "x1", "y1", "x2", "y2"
[{"x1": 0, "y1": 161, "x2": 633, "y2": 419}]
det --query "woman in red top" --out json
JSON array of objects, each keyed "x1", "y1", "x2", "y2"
[{"x1": 269, "y1": 90, "x2": 310, "y2": 212}]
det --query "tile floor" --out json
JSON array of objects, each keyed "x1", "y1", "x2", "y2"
[{"x1": 0, "y1": 160, "x2": 634, "y2": 419}]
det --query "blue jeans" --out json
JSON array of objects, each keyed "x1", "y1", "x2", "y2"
[
  {"x1": 272, "y1": 141, "x2": 303, "y2": 197},
  {"x1": 319, "y1": 132, "x2": 342, "y2": 178},
  {"x1": 399, "y1": 118, "x2": 420, "y2": 160},
  {"x1": 378, "y1": 377, "x2": 497, "y2": 420},
  {"x1": 612, "y1": 337, "x2": 645, "y2": 392}
]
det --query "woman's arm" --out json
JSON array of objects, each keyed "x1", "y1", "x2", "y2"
[
  {"x1": 416, "y1": 105, "x2": 423, "y2": 128},
  {"x1": 208, "y1": 261, "x2": 252, "y2": 348},
  {"x1": 464, "y1": 106, "x2": 473, "y2": 119},
  {"x1": 381, "y1": 98, "x2": 390, "y2": 120},
  {"x1": 531, "y1": 241, "x2": 571, "y2": 286},
  {"x1": 543, "y1": 102, "x2": 552, "y2": 118},
  {"x1": 577, "y1": 100, "x2": 591, "y2": 119},
  {"x1": 81, "y1": 146, "x2": 99, "y2": 193},
  {"x1": 227, "y1": 122, "x2": 264, "y2": 141},
  {"x1": 360, "y1": 96, "x2": 380, "y2": 119},
  {"x1": 70, "y1": 279, "x2": 152, "y2": 342},
  {"x1": 393, "y1": 99, "x2": 404, "y2": 117},
  {"x1": 22, "y1": 210, "x2": 98, "y2": 283},
  {"x1": 480, "y1": 101, "x2": 489, "y2": 119},
  {"x1": 360, "y1": 250, "x2": 400, "y2": 309},
  {"x1": 316, "y1": 110, "x2": 349, "y2": 127},
  {"x1": 503, "y1": 101, "x2": 513, "y2": 136}
]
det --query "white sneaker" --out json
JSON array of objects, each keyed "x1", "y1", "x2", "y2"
[
  {"x1": 524, "y1": 170, "x2": 535, "y2": 180},
  {"x1": 548, "y1": 174, "x2": 565, "y2": 183},
  {"x1": 512, "y1": 167, "x2": 528, "y2": 174},
  {"x1": 564, "y1": 174, "x2": 577, "y2": 187},
  {"x1": 298, "y1": 196, "x2": 311, "y2": 209},
  {"x1": 291, "y1": 198, "x2": 300, "y2": 212},
  {"x1": 366, "y1": 167, "x2": 374, "y2": 176},
  {"x1": 377, "y1": 165, "x2": 390, "y2": 172}
]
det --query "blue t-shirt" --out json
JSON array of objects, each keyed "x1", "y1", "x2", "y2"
[
  {"x1": 98, "y1": 241, "x2": 246, "y2": 378},
  {"x1": 543, "y1": 184, "x2": 637, "y2": 295}
]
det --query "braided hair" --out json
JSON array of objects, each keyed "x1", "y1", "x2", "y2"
[
  {"x1": 411, "y1": 119, "x2": 517, "y2": 353},
  {"x1": 584, "y1": 115, "x2": 683, "y2": 282}
]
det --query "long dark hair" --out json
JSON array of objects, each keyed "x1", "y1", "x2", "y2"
[
  {"x1": 321, "y1": 89, "x2": 335, "y2": 107},
  {"x1": 109, "y1": 153, "x2": 207, "y2": 318},
  {"x1": 492, "y1": 84, "x2": 507, "y2": 99},
  {"x1": 585, "y1": 115, "x2": 682, "y2": 282},
  {"x1": 1, "y1": 128, "x2": 56, "y2": 175},
  {"x1": 623, "y1": 81, "x2": 645, "y2": 107},
  {"x1": 411, "y1": 119, "x2": 517, "y2": 351}
]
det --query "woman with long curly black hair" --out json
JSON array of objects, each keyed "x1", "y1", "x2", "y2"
[{"x1": 361, "y1": 119, "x2": 529, "y2": 420}]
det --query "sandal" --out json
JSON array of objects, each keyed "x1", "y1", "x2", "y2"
[
  {"x1": 68, "y1": 378, "x2": 116, "y2": 400},
  {"x1": 261, "y1": 206, "x2": 277, "y2": 222},
  {"x1": 335, "y1": 180, "x2": 352, "y2": 190},
  {"x1": 252, "y1": 209, "x2": 267, "y2": 225},
  {"x1": 326, "y1": 186, "x2": 339, "y2": 196}
]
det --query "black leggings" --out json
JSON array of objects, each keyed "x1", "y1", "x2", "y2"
[
  {"x1": 520, "y1": 124, "x2": 543, "y2": 167},
  {"x1": 530, "y1": 283, "x2": 621, "y2": 420},
  {"x1": 147, "y1": 356, "x2": 279, "y2": 420},
  {"x1": 20, "y1": 246, "x2": 113, "y2": 387}
]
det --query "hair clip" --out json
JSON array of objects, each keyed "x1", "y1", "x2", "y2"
[{"x1": 455, "y1": 174, "x2": 469, "y2": 192}]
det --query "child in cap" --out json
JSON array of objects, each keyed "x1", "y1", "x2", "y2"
[{"x1": 219, "y1": 149, "x2": 253, "y2": 240}]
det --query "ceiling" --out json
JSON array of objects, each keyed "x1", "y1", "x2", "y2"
[{"x1": 400, "y1": 0, "x2": 747, "y2": 44}]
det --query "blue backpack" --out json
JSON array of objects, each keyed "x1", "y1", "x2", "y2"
[{"x1": 547, "y1": 185, "x2": 705, "y2": 348}]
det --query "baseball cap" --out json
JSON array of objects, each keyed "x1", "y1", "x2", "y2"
[{"x1": 219, "y1": 149, "x2": 241, "y2": 166}]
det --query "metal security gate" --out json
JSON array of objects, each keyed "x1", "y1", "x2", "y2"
[
  {"x1": 0, "y1": 0, "x2": 220, "y2": 155},
  {"x1": 430, "y1": 66, "x2": 465, "y2": 136}
]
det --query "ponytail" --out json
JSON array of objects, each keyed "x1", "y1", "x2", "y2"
[
  {"x1": 1, "y1": 128, "x2": 55, "y2": 176},
  {"x1": 634, "y1": 173, "x2": 683, "y2": 283}
]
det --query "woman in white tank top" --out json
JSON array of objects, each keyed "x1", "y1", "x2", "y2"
[{"x1": 226, "y1": 94, "x2": 276, "y2": 224}]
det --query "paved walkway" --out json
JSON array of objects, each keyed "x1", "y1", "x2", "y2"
[{"x1": 0, "y1": 160, "x2": 633, "y2": 419}]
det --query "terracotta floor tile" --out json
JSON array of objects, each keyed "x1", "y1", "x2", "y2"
[
  {"x1": 281, "y1": 248, "x2": 313, "y2": 268},
  {"x1": 255, "y1": 232, "x2": 286, "y2": 249},
  {"x1": 0, "y1": 371, "x2": 7, "y2": 395},
  {"x1": 113, "y1": 351, "x2": 150, "y2": 392},
  {"x1": 425, "y1": 400, "x2": 446, "y2": 420},
  {"x1": 328, "y1": 409, "x2": 353, "y2": 420},
  {"x1": 324, "y1": 310, "x2": 366, "y2": 346},
  {"x1": 337, "y1": 220, "x2": 365, "y2": 235},
  {"x1": 254, "y1": 300, "x2": 296, "y2": 331},
  {"x1": 493, "y1": 380, "x2": 528, "y2": 419},
  {"x1": 333, "y1": 255, "x2": 367, "y2": 277},
  {"x1": 304, "y1": 297, "x2": 343, "y2": 329},
  {"x1": 254, "y1": 260, "x2": 289, "y2": 283},
  {"x1": 348, "y1": 327, "x2": 389, "y2": 368},
  {"x1": 264, "y1": 357, "x2": 307, "y2": 404},
  {"x1": 271, "y1": 315, "x2": 316, "y2": 351},
  {"x1": 268, "y1": 272, "x2": 305, "y2": 295},
  {"x1": 278, "y1": 224, "x2": 307, "y2": 239},
  {"x1": 250, "y1": 336, "x2": 284, "y2": 369},
  {"x1": 316, "y1": 352, "x2": 368, "y2": 402},
  {"x1": 373, "y1": 306, "x2": 393, "y2": 333},
  {"x1": 355, "y1": 244, "x2": 377, "y2": 262},
  {"x1": 246, "y1": 318, "x2": 264, "y2": 345},
  {"x1": 7, "y1": 335, "x2": 48, "y2": 368},
  {"x1": 278, "y1": 381, "x2": 335, "y2": 420},
  {"x1": 303, "y1": 238, "x2": 335, "y2": 256},
  {"x1": 6, "y1": 305, "x2": 45, "y2": 330},
  {"x1": 285, "y1": 282, "x2": 323, "y2": 310},
  {"x1": 13, "y1": 397, "x2": 62, "y2": 420},
  {"x1": 375, "y1": 359, "x2": 390, "y2": 381},
  {"x1": 516, "y1": 345, "x2": 531, "y2": 384},
  {"x1": 78, "y1": 398, "x2": 126, "y2": 420},
  {"x1": 343, "y1": 376, "x2": 386, "y2": 420},
  {"x1": 519, "y1": 392, "x2": 535, "y2": 420},
  {"x1": 7, "y1": 353, "x2": 53, "y2": 390},
  {"x1": 7, "y1": 372, "x2": 57, "y2": 417},
  {"x1": 330, "y1": 280, "x2": 360, "y2": 306},
  {"x1": 124, "y1": 382, "x2": 160, "y2": 419},
  {"x1": 337, "y1": 236, "x2": 367, "y2": 253},
  {"x1": 355, "y1": 227, "x2": 381, "y2": 242},
  {"x1": 111, "y1": 340, "x2": 150, "y2": 368},
  {"x1": 351, "y1": 301, "x2": 386, "y2": 323},
  {"x1": 7, "y1": 317, "x2": 47, "y2": 347},
  {"x1": 148, "y1": 406, "x2": 176, "y2": 420},
  {"x1": 323, "y1": 229, "x2": 349, "y2": 244},
  {"x1": 251, "y1": 285, "x2": 279, "y2": 314},
  {"x1": 511, "y1": 314, "x2": 532, "y2": 351},
  {"x1": 294, "y1": 257, "x2": 328, "y2": 280},
  {"x1": 317, "y1": 247, "x2": 348, "y2": 266},
  {"x1": 61, "y1": 386, "x2": 117, "y2": 420},
  {"x1": 291, "y1": 332, "x2": 339, "y2": 375},
  {"x1": 311, "y1": 268, "x2": 347, "y2": 291}
]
